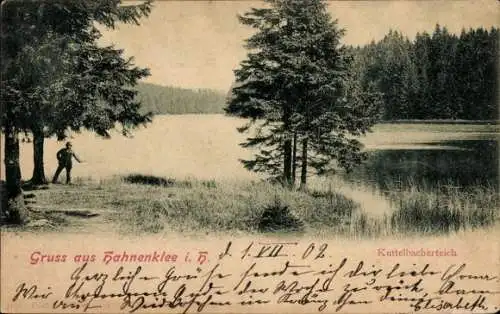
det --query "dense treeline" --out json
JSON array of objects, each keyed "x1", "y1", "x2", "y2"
[
  {"x1": 137, "y1": 25, "x2": 498, "y2": 120},
  {"x1": 135, "y1": 83, "x2": 226, "y2": 114},
  {"x1": 351, "y1": 25, "x2": 499, "y2": 120}
]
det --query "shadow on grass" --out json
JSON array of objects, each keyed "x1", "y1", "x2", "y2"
[
  {"x1": 123, "y1": 174, "x2": 219, "y2": 189},
  {"x1": 26, "y1": 182, "x2": 50, "y2": 189},
  {"x1": 1, "y1": 209, "x2": 70, "y2": 231}
]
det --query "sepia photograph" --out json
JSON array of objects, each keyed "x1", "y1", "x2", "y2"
[{"x1": 1, "y1": 0, "x2": 499, "y2": 313}]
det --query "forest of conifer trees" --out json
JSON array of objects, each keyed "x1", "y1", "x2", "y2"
[
  {"x1": 137, "y1": 25, "x2": 498, "y2": 121},
  {"x1": 351, "y1": 25, "x2": 498, "y2": 121},
  {"x1": 135, "y1": 83, "x2": 227, "y2": 114}
]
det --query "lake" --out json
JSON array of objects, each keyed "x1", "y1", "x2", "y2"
[
  {"x1": 345, "y1": 138, "x2": 498, "y2": 191},
  {"x1": 1, "y1": 115, "x2": 498, "y2": 192}
]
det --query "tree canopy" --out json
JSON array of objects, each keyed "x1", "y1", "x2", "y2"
[{"x1": 1, "y1": 0, "x2": 154, "y2": 221}]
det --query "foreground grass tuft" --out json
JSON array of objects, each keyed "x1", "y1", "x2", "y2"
[{"x1": 258, "y1": 198, "x2": 305, "y2": 233}]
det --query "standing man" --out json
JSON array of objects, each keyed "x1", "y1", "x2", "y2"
[{"x1": 52, "y1": 142, "x2": 82, "y2": 184}]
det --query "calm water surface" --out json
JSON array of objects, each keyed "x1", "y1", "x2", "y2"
[{"x1": 345, "y1": 138, "x2": 498, "y2": 190}]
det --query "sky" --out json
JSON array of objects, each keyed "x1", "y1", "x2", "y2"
[{"x1": 100, "y1": 0, "x2": 499, "y2": 92}]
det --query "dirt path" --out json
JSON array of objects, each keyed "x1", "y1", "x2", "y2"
[{"x1": 56, "y1": 208, "x2": 118, "y2": 234}]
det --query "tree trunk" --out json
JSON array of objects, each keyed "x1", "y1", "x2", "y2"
[
  {"x1": 291, "y1": 131, "x2": 297, "y2": 186},
  {"x1": 283, "y1": 136, "x2": 293, "y2": 187},
  {"x1": 3, "y1": 126, "x2": 29, "y2": 224},
  {"x1": 283, "y1": 107, "x2": 293, "y2": 187},
  {"x1": 31, "y1": 129, "x2": 48, "y2": 185},
  {"x1": 300, "y1": 137, "x2": 308, "y2": 190}
]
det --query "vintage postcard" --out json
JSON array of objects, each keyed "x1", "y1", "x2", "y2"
[{"x1": 1, "y1": 0, "x2": 499, "y2": 313}]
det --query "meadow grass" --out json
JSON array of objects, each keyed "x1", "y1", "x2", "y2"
[
  {"x1": 26, "y1": 175, "x2": 360, "y2": 236},
  {"x1": 5, "y1": 174, "x2": 498, "y2": 238}
]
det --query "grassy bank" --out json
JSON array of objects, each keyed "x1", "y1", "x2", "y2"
[
  {"x1": 2, "y1": 174, "x2": 498, "y2": 238},
  {"x1": 10, "y1": 175, "x2": 362, "y2": 237}
]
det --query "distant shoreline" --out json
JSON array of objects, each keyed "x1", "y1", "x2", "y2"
[
  {"x1": 151, "y1": 113, "x2": 500, "y2": 125},
  {"x1": 380, "y1": 119, "x2": 500, "y2": 125},
  {"x1": 156, "y1": 114, "x2": 500, "y2": 125}
]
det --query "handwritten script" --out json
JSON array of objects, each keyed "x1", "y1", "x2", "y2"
[{"x1": 9, "y1": 241, "x2": 500, "y2": 313}]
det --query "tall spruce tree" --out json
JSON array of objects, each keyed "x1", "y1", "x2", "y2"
[
  {"x1": 1, "y1": 0, "x2": 152, "y2": 222},
  {"x1": 412, "y1": 31, "x2": 432, "y2": 119},
  {"x1": 226, "y1": 0, "x2": 380, "y2": 188}
]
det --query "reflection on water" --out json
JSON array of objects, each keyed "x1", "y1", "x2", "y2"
[{"x1": 345, "y1": 140, "x2": 498, "y2": 190}]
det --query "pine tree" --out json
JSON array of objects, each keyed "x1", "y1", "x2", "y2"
[
  {"x1": 226, "y1": 0, "x2": 380, "y2": 188},
  {"x1": 367, "y1": 30, "x2": 417, "y2": 120},
  {"x1": 428, "y1": 25, "x2": 459, "y2": 119},
  {"x1": 412, "y1": 31, "x2": 433, "y2": 119}
]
